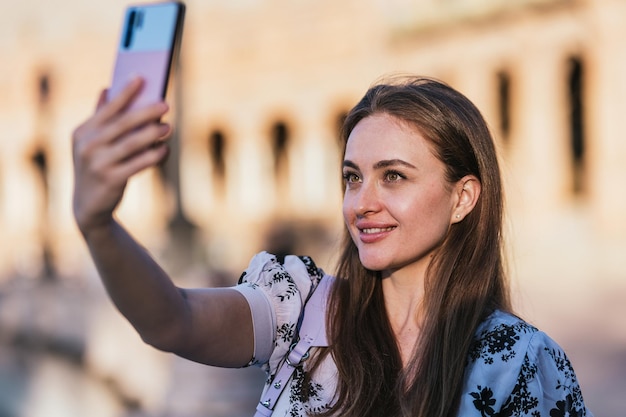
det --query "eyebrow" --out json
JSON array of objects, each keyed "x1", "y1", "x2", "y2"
[{"x1": 342, "y1": 159, "x2": 418, "y2": 170}]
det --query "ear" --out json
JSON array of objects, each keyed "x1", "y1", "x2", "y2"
[{"x1": 451, "y1": 175, "x2": 481, "y2": 224}]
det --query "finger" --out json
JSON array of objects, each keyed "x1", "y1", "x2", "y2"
[
  {"x1": 155, "y1": 122, "x2": 172, "y2": 141},
  {"x1": 72, "y1": 90, "x2": 112, "y2": 147},
  {"x1": 94, "y1": 101, "x2": 169, "y2": 146},
  {"x1": 95, "y1": 89, "x2": 109, "y2": 112},
  {"x1": 108, "y1": 123, "x2": 171, "y2": 164},
  {"x1": 112, "y1": 141, "x2": 170, "y2": 180},
  {"x1": 94, "y1": 77, "x2": 144, "y2": 123}
]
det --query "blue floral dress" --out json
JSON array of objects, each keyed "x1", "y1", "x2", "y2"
[{"x1": 234, "y1": 252, "x2": 593, "y2": 417}]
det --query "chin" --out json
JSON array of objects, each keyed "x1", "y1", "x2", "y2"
[{"x1": 358, "y1": 254, "x2": 389, "y2": 272}]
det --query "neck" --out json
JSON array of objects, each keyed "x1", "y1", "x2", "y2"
[{"x1": 382, "y1": 266, "x2": 427, "y2": 366}]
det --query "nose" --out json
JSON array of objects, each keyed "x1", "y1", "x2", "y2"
[{"x1": 350, "y1": 180, "x2": 382, "y2": 217}]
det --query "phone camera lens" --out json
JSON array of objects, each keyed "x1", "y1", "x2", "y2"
[{"x1": 123, "y1": 10, "x2": 137, "y2": 49}]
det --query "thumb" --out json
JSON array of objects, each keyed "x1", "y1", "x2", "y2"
[{"x1": 95, "y1": 89, "x2": 108, "y2": 111}]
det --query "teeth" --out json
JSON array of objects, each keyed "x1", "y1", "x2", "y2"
[{"x1": 362, "y1": 227, "x2": 394, "y2": 234}]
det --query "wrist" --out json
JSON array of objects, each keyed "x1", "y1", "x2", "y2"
[{"x1": 76, "y1": 214, "x2": 118, "y2": 242}]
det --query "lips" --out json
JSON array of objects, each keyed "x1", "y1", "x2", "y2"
[
  {"x1": 356, "y1": 224, "x2": 396, "y2": 243},
  {"x1": 361, "y1": 227, "x2": 395, "y2": 234}
]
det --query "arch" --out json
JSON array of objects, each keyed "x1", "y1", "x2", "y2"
[
  {"x1": 567, "y1": 55, "x2": 586, "y2": 196},
  {"x1": 209, "y1": 129, "x2": 227, "y2": 180},
  {"x1": 270, "y1": 120, "x2": 290, "y2": 178},
  {"x1": 496, "y1": 70, "x2": 512, "y2": 145}
]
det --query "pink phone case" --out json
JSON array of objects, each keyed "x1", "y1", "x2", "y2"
[{"x1": 108, "y1": 2, "x2": 184, "y2": 110}]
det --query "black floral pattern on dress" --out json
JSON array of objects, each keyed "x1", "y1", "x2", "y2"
[
  {"x1": 237, "y1": 270, "x2": 247, "y2": 284},
  {"x1": 497, "y1": 355, "x2": 539, "y2": 416},
  {"x1": 545, "y1": 348, "x2": 587, "y2": 415},
  {"x1": 299, "y1": 256, "x2": 324, "y2": 282},
  {"x1": 276, "y1": 322, "x2": 296, "y2": 345},
  {"x1": 471, "y1": 386, "x2": 497, "y2": 416},
  {"x1": 266, "y1": 269, "x2": 298, "y2": 302},
  {"x1": 288, "y1": 366, "x2": 329, "y2": 417},
  {"x1": 470, "y1": 356, "x2": 539, "y2": 417},
  {"x1": 469, "y1": 321, "x2": 535, "y2": 365},
  {"x1": 550, "y1": 394, "x2": 584, "y2": 417}
]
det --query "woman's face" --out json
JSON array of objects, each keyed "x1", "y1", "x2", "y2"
[{"x1": 342, "y1": 113, "x2": 459, "y2": 279}]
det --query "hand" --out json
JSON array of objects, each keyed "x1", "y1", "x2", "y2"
[{"x1": 72, "y1": 78, "x2": 171, "y2": 236}]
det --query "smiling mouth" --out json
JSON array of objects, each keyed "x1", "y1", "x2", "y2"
[{"x1": 360, "y1": 227, "x2": 395, "y2": 234}]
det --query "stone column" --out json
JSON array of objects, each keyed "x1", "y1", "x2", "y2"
[
  {"x1": 508, "y1": 38, "x2": 570, "y2": 220},
  {"x1": 586, "y1": 1, "x2": 626, "y2": 239},
  {"x1": 289, "y1": 107, "x2": 342, "y2": 218}
]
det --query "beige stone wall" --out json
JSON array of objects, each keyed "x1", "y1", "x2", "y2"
[{"x1": 1, "y1": 0, "x2": 624, "y2": 282}]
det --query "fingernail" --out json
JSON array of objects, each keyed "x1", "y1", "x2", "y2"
[
  {"x1": 128, "y1": 75, "x2": 143, "y2": 86},
  {"x1": 159, "y1": 124, "x2": 171, "y2": 136}
]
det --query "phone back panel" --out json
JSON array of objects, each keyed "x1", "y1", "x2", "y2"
[
  {"x1": 110, "y1": 50, "x2": 172, "y2": 109},
  {"x1": 108, "y1": 2, "x2": 184, "y2": 109}
]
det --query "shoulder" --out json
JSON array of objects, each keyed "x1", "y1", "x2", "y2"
[
  {"x1": 237, "y1": 251, "x2": 326, "y2": 302},
  {"x1": 468, "y1": 310, "x2": 538, "y2": 366},
  {"x1": 468, "y1": 310, "x2": 573, "y2": 370},
  {"x1": 460, "y1": 310, "x2": 592, "y2": 416},
  {"x1": 233, "y1": 251, "x2": 327, "y2": 368}
]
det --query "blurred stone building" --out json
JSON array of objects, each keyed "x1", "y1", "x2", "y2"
[
  {"x1": 2, "y1": 0, "x2": 626, "y2": 415},
  {"x1": 3, "y1": 0, "x2": 625, "y2": 283}
]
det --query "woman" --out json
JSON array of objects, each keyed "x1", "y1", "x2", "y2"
[{"x1": 72, "y1": 76, "x2": 592, "y2": 416}]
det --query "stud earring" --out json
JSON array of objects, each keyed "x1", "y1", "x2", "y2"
[{"x1": 456, "y1": 214, "x2": 461, "y2": 219}]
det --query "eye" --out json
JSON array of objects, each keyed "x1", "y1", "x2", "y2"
[
  {"x1": 342, "y1": 171, "x2": 360, "y2": 184},
  {"x1": 384, "y1": 170, "x2": 405, "y2": 182}
]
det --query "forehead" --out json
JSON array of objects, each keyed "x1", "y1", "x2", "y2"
[{"x1": 344, "y1": 113, "x2": 436, "y2": 163}]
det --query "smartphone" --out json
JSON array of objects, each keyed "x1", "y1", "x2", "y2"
[{"x1": 108, "y1": 1, "x2": 185, "y2": 109}]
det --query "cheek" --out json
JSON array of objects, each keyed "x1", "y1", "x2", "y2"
[
  {"x1": 342, "y1": 189, "x2": 355, "y2": 218},
  {"x1": 342, "y1": 198, "x2": 354, "y2": 229},
  {"x1": 399, "y1": 189, "x2": 453, "y2": 227},
  {"x1": 425, "y1": 199, "x2": 455, "y2": 232}
]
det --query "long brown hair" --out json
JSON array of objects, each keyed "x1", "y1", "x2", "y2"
[{"x1": 320, "y1": 76, "x2": 511, "y2": 416}]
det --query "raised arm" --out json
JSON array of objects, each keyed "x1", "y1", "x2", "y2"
[{"x1": 72, "y1": 78, "x2": 253, "y2": 367}]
